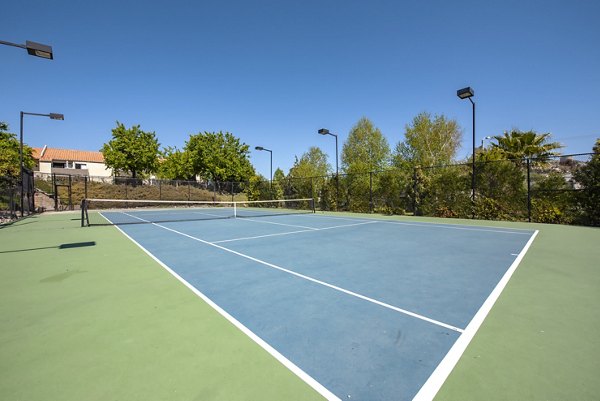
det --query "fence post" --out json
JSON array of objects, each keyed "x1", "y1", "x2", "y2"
[
  {"x1": 159, "y1": 180, "x2": 162, "y2": 200},
  {"x1": 231, "y1": 181, "x2": 234, "y2": 202},
  {"x1": 369, "y1": 171, "x2": 373, "y2": 213},
  {"x1": 68, "y1": 175, "x2": 73, "y2": 210},
  {"x1": 31, "y1": 173, "x2": 36, "y2": 213},
  {"x1": 52, "y1": 173, "x2": 58, "y2": 211},
  {"x1": 84, "y1": 176, "x2": 88, "y2": 200},
  {"x1": 412, "y1": 168, "x2": 417, "y2": 215},
  {"x1": 527, "y1": 158, "x2": 531, "y2": 222}
]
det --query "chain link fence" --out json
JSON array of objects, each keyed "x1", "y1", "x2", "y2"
[{"x1": 1, "y1": 153, "x2": 596, "y2": 226}]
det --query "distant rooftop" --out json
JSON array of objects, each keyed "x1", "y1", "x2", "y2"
[{"x1": 32, "y1": 146, "x2": 104, "y2": 163}]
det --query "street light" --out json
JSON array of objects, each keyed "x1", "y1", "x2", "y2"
[
  {"x1": 318, "y1": 128, "x2": 339, "y2": 209},
  {"x1": 1, "y1": 39, "x2": 54, "y2": 59},
  {"x1": 317, "y1": 128, "x2": 338, "y2": 178},
  {"x1": 20, "y1": 112, "x2": 64, "y2": 216},
  {"x1": 254, "y1": 146, "x2": 273, "y2": 187},
  {"x1": 457, "y1": 86, "x2": 476, "y2": 203},
  {"x1": 481, "y1": 135, "x2": 492, "y2": 149}
]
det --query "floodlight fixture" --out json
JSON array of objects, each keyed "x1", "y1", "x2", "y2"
[
  {"x1": 49, "y1": 113, "x2": 64, "y2": 120},
  {"x1": 255, "y1": 146, "x2": 273, "y2": 186},
  {"x1": 1, "y1": 39, "x2": 54, "y2": 59},
  {"x1": 25, "y1": 41, "x2": 53, "y2": 59},
  {"x1": 318, "y1": 128, "x2": 330, "y2": 135},
  {"x1": 457, "y1": 87, "x2": 474, "y2": 100}
]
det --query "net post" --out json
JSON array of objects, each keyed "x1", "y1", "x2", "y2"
[
  {"x1": 233, "y1": 201, "x2": 237, "y2": 218},
  {"x1": 311, "y1": 198, "x2": 316, "y2": 213},
  {"x1": 80, "y1": 199, "x2": 88, "y2": 227}
]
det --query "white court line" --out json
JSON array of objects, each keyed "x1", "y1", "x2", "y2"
[
  {"x1": 380, "y1": 220, "x2": 532, "y2": 235},
  {"x1": 237, "y1": 217, "x2": 319, "y2": 230},
  {"x1": 300, "y1": 213, "x2": 534, "y2": 235},
  {"x1": 150, "y1": 221, "x2": 462, "y2": 333},
  {"x1": 413, "y1": 230, "x2": 539, "y2": 401},
  {"x1": 212, "y1": 221, "x2": 379, "y2": 244},
  {"x1": 108, "y1": 219, "x2": 341, "y2": 401}
]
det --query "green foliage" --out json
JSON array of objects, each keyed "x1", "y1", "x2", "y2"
[
  {"x1": 420, "y1": 165, "x2": 472, "y2": 218},
  {"x1": 372, "y1": 169, "x2": 409, "y2": 215},
  {"x1": 185, "y1": 131, "x2": 254, "y2": 183},
  {"x1": 287, "y1": 147, "x2": 330, "y2": 201},
  {"x1": 531, "y1": 199, "x2": 568, "y2": 224},
  {"x1": 340, "y1": 118, "x2": 390, "y2": 212},
  {"x1": 394, "y1": 112, "x2": 462, "y2": 168},
  {"x1": 101, "y1": 122, "x2": 160, "y2": 178},
  {"x1": 474, "y1": 196, "x2": 513, "y2": 221},
  {"x1": 157, "y1": 147, "x2": 195, "y2": 180},
  {"x1": 574, "y1": 138, "x2": 600, "y2": 226},
  {"x1": 342, "y1": 117, "x2": 390, "y2": 173},
  {"x1": 270, "y1": 168, "x2": 285, "y2": 200},
  {"x1": 475, "y1": 149, "x2": 527, "y2": 219},
  {"x1": 288, "y1": 147, "x2": 330, "y2": 178},
  {"x1": 491, "y1": 130, "x2": 562, "y2": 164},
  {"x1": 0, "y1": 122, "x2": 35, "y2": 187},
  {"x1": 244, "y1": 174, "x2": 267, "y2": 201}
]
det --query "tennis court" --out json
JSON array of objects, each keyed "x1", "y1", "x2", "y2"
[{"x1": 84, "y1": 199, "x2": 537, "y2": 400}]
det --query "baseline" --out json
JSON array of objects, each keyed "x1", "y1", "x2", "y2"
[{"x1": 300, "y1": 213, "x2": 534, "y2": 235}]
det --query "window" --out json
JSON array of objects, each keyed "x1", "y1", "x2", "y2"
[
  {"x1": 52, "y1": 161, "x2": 66, "y2": 168},
  {"x1": 75, "y1": 163, "x2": 87, "y2": 170}
]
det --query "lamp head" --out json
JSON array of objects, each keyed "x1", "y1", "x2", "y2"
[
  {"x1": 318, "y1": 128, "x2": 330, "y2": 135},
  {"x1": 255, "y1": 146, "x2": 264, "y2": 151},
  {"x1": 457, "y1": 87, "x2": 474, "y2": 99},
  {"x1": 49, "y1": 113, "x2": 64, "y2": 120},
  {"x1": 25, "y1": 41, "x2": 54, "y2": 59}
]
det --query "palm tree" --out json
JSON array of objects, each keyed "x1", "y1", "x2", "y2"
[{"x1": 491, "y1": 130, "x2": 562, "y2": 164}]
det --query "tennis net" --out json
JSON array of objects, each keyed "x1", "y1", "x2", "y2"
[{"x1": 81, "y1": 198, "x2": 315, "y2": 226}]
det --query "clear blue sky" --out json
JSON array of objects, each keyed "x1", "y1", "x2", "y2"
[{"x1": 2, "y1": 0, "x2": 599, "y2": 178}]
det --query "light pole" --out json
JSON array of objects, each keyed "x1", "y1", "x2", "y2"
[
  {"x1": 318, "y1": 128, "x2": 338, "y2": 209},
  {"x1": 255, "y1": 146, "x2": 272, "y2": 188},
  {"x1": 457, "y1": 87, "x2": 476, "y2": 203},
  {"x1": 1, "y1": 39, "x2": 54, "y2": 59},
  {"x1": 20, "y1": 112, "x2": 64, "y2": 216},
  {"x1": 481, "y1": 135, "x2": 492, "y2": 149}
]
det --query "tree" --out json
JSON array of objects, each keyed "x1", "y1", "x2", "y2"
[
  {"x1": 101, "y1": 122, "x2": 160, "y2": 179},
  {"x1": 574, "y1": 138, "x2": 600, "y2": 226},
  {"x1": 474, "y1": 148, "x2": 527, "y2": 220},
  {"x1": 157, "y1": 147, "x2": 195, "y2": 180},
  {"x1": 287, "y1": 147, "x2": 330, "y2": 199},
  {"x1": 491, "y1": 130, "x2": 562, "y2": 164},
  {"x1": 271, "y1": 168, "x2": 285, "y2": 200},
  {"x1": 393, "y1": 112, "x2": 462, "y2": 168},
  {"x1": 341, "y1": 117, "x2": 390, "y2": 173},
  {"x1": 340, "y1": 118, "x2": 391, "y2": 212},
  {"x1": 0, "y1": 122, "x2": 34, "y2": 187},
  {"x1": 288, "y1": 147, "x2": 330, "y2": 179},
  {"x1": 185, "y1": 131, "x2": 254, "y2": 183}
]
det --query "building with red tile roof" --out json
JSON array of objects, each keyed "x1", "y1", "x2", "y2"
[{"x1": 32, "y1": 146, "x2": 112, "y2": 177}]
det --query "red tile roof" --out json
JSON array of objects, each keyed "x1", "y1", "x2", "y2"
[{"x1": 32, "y1": 147, "x2": 105, "y2": 163}]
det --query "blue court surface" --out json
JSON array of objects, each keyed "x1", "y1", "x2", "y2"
[{"x1": 104, "y1": 211, "x2": 537, "y2": 401}]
